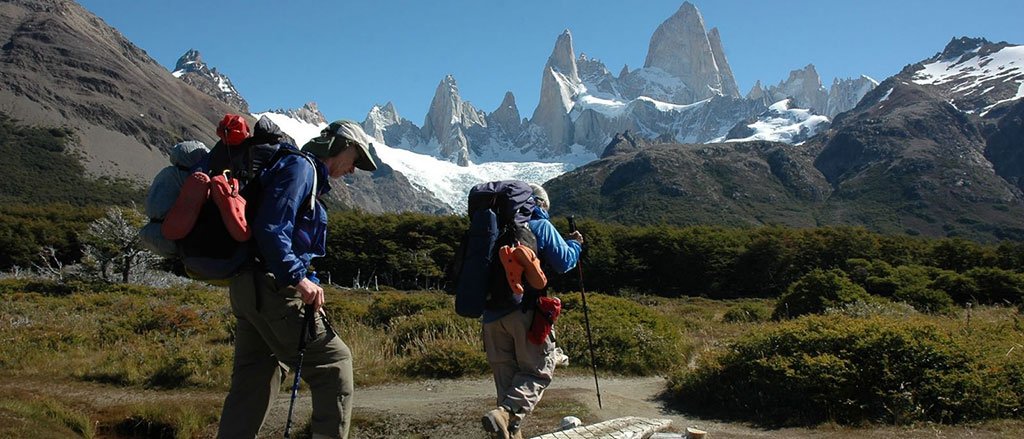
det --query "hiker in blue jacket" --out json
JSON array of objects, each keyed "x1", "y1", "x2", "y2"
[
  {"x1": 482, "y1": 183, "x2": 583, "y2": 439},
  {"x1": 218, "y1": 120, "x2": 376, "y2": 439}
]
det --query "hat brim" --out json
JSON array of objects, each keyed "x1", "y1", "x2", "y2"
[{"x1": 354, "y1": 141, "x2": 377, "y2": 172}]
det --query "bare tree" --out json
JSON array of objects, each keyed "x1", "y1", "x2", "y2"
[
  {"x1": 80, "y1": 206, "x2": 156, "y2": 283},
  {"x1": 33, "y1": 246, "x2": 67, "y2": 281}
]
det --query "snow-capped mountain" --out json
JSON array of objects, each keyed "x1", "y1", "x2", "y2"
[
  {"x1": 261, "y1": 109, "x2": 572, "y2": 212},
  {"x1": 363, "y1": 1, "x2": 876, "y2": 168},
  {"x1": 910, "y1": 37, "x2": 1024, "y2": 116},
  {"x1": 172, "y1": 49, "x2": 248, "y2": 113}
]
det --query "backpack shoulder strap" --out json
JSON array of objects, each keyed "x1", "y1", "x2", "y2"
[{"x1": 265, "y1": 147, "x2": 318, "y2": 212}]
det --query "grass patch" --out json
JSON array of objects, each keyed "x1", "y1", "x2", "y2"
[
  {"x1": 101, "y1": 401, "x2": 219, "y2": 439},
  {"x1": 0, "y1": 392, "x2": 94, "y2": 438}
]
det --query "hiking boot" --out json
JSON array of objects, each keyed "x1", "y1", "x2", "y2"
[
  {"x1": 511, "y1": 245, "x2": 547, "y2": 289},
  {"x1": 482, "y1": 407, "x2": 512, "y2": 439},
  {"x1": 498, "y1": 245, "x2": 525, "y2": 297},
  {"x1": 508, "y1": 415, "x2": 524, "y2": 439}
]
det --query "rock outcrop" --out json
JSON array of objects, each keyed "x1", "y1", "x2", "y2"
[
  {"x1": 766, "y1": 64, "x2": 829, "y2": 114},
  {"x1": 826, "y1": 76, "x2": 878, "y2": 118}
]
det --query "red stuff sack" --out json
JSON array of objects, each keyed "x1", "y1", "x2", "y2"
[
  {"x1": 161, "y1": 172, "x2": 211, "y2": 240},
  {"x1": 210, "y1": 171, "x2": 250, "y2": 242},
  {"x1": 216, "y1": 114, "x2": 250, "y2": 146},
  {"x1": 528, "y1": 296, "x2": 561, "y2": 345}
]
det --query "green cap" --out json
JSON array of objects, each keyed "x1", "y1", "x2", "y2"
[{"x1": 302, "y1": 120, "x2": 378, "y2": 171}]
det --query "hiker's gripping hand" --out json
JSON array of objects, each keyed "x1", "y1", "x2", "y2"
[
  {"x1": 568, "y1": 230, "x2": 584, "y2": 245},
  {"x1": 295, "y1": 278, "x2": 325, "y2": 311}
]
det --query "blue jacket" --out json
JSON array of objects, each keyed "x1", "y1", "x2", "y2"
[
  {"x1": 527, "y1": 207, "x2": 582, "y2": 275},
  {"x1": 252, "y1": 147, "x2": 330, "y2": 287},
  {"x1": 482, "y1": 205, "x2": 582, "y2": 323}
]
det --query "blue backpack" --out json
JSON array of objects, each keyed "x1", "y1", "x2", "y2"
[{"x1": 452, "y1": 180, "x2": 538, "y2": 318}]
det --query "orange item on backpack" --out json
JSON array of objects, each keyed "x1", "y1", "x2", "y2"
[
  {"x1": 528, "y1": 296, "x2": 561, "y2": 345},
  {"x1": 210, "y1": 171, "x2": 250, "y2": 242},
  {"x1": 513, "y1": 245, "x2": 547, "y2": 290},
  {"x1": 161, "y1": 172, "x2": 211, "y2": 240},
  {"x1": 499, "y1": 244, "x2": 548, "y2": 301},
  {"x1": 498, "y1": 245, "x2": 525, "y2": 297}
]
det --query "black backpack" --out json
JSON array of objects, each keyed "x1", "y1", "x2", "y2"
[
  {"x1": 451, "y1": 180, "x2": 539, "y2": 317},
  {"x1": 177, "y1": 116, "x2": 315, "y2": 282}
]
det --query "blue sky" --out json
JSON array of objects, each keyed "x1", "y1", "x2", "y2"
[{"x1": 78, "y1": 1, "x2": 1024, "y2": 125}]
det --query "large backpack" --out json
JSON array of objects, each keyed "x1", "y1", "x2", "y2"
[
  {"x1": 151, "y1": 115, "x2": 317, "y2": 282},
  {"x1": 139, "y1": 140, "x2": 210, "y2": 258},
  {"x1": 452, "y1": 180, "x2": 539, "y2": 318}
]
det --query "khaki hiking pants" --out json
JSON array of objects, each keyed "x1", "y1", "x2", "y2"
[
  {"x1": 218, "y1": 271, "x2": 353, "y2": 439},
  {"x1": 483, "y1": 308, "x2": 557, "y2": 423}
]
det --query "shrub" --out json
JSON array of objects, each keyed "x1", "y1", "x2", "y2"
[
  {"x1": 558, "y1": 293, "x2": 685, "y2": 375},
  {"x1": 965, "y1": 267, "x2": 1024, "y2": 305},
  {"x1": 365, "y1": 292, "x2": 450, "y2": 327},
  {"x1": 825, "y1": 300, "x2": 917, "y2": 318},
  {"x1": 722, "y1": 302, "x2": 771, "y2": 323},
  {"x1": 389, "y1": 309, "x2": 477, "y2": 354},
  {"x1": 773, "y1": 269, "x2": 871, "y2": 319},
  {"x1": 401, "y1": 338, "x2": 487, "y2": 378},
  {"x1": 930, "y1": 269, "x2": 980, "y2": 305},
  {"x1": 669, "y1": 315, "x2": 1016, "y2": 426},
  {"x1": 324, "y1": 290, "x2": 370, "y2": 324},
  {"x1": 893, "y1": 283, "x2": 954, "y2": 314}
]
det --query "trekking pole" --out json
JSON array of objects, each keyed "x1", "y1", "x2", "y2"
[
  {"x1": 568, "y1": 216, "x2": 602, "y2": 409},
  {"x1": 285, "y1": 304, "x2": 316, "y2": 438}
]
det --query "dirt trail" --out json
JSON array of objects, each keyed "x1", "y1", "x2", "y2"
[{"x1": 5, "y1": 375, "x2": 1020, "y2": 438}]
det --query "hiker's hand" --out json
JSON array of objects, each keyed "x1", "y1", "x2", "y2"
[
  {"x1": 295, "y1": 278, "x2": 324, "y2": 311},
  {"x1": 568, "y1": 230, "x2": 584, "y2": 245}
]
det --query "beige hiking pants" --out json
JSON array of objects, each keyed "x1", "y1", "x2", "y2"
[
  {"x1": 483, "y1": 308, "x2": 557, "y2": 422},
  {"x1": 218, "y1": 271, "x2": 353, "y2": 439}
]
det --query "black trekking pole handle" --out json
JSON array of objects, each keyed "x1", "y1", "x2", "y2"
[
  {"x1": 568, "y1": 216, "x2": 603, "y2": 409},
  {"x1": 285, "y1": 304, "x2": 316, "y2": 438}
]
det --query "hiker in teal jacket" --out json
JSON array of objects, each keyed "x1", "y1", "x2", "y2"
[
  {"x1": 481, "y1": 183, "x2": 583, "y2": 439},
  {"x1": 218, "y1": 120, "x2": 376, "y2": 439}
]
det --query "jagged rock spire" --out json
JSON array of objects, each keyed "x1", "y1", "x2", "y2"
[
  {"x1": 769, "y1": 64, "x2": 828, "y2": 113},
  {"x1": 531, "y1": 29, "x2": 582, "y2": 155},
  {"x1": 643, "y1": 1, "x2": 726, "y2": 102},
  {"x1": 707, "y1": 27, "x2": 740, "y2": 98},
  {"x1": 422, "y1": 75, "x2": 485, "y2": 166},
  {"x1": 488, "y1": 91, "x2": 523, "y2": 136}
]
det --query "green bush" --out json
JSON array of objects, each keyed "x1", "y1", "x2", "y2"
[
  {"x1": 365, "y1": 292, "x2": 451, "y2": 327},
  {"x1": 669, "y1": 315, "x2": 1019, "y2": 426},
  {"x1": 893, "y1": 283, "x2": 954, "y2": 314},
  {"x1": 389, "y1": 309, "x2": 477, "y2": 354},
  {"x1": 558, "y1": 293, "x2": 685, "y2": 375},
  {"x1": 401, "y1": 338, "x2": 488, "y2": 378},
  {"x1": 721, "y1": 302, "x2": 771, "y2": 323},
  {"x1": 324, "y1": 290, "x2": 370, "y2": 324},
  {"x1": 824, "y1": 300, "x2": 917, "y2": 318},
  {"x1": 965, "y1": 267, "x2": 1024, "y2": 305},
  {"x1": 773, "y1": 269, "x2": 872, "y2": 319},
  {"x1": 930, "y1": 269, "x2": 980, "y2": 305}
]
